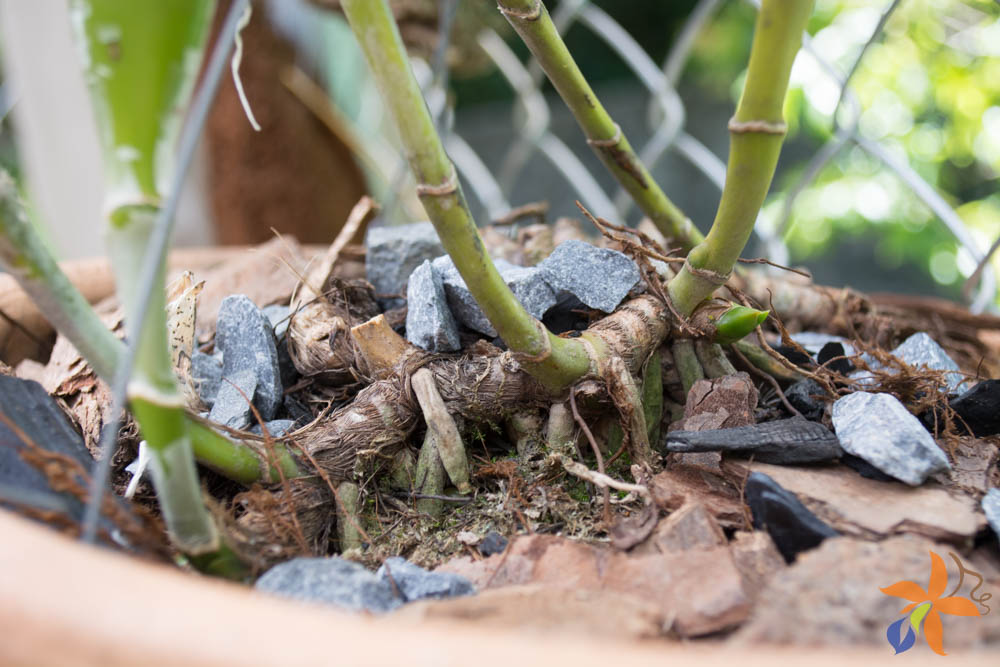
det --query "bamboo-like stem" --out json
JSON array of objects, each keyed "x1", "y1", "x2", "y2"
[
  {"x1": 668, "y1": 0, "x2": 815, "y2": 316},
  {"x1": 104, "y1": 206, "x2": 219, "y2": 554},
  {"x1": 0, "y1": 174, "x2": 120, "y2": 380},
  {"x1": 340, "y1": 0, "x2": 591, "y2": 391},
  {"x1": 498, "y1": 0, "x2": 700, "y2": 248},
  {"x1": 71, "y1": 0, "x2": 237, "y2": 559},
  {"x1": 0, "y1": 170, "x2": 283, "y2": 484}
]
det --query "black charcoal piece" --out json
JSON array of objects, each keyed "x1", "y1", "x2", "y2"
[
  {"x1": 745, "y1": 472, "x2": 839, "y2": 563},
  {"x1": 479, "y1": 531, "x2": 508, "y2": 556},
  {"x1": 818, "y1": 342, "x2": 854, "y2": 374},
  {"x1": 660, "y1": 417, "x2": 842, "y2": 464},
  {"x1": 773, "y1": 345, "x2": 814, "y2": 369},
  {"x1": 840, "y1": 453, "x2": 896, "y2": 482},
  {"x1": 949, "y1": 380, "x2": 1000, "y2": 437}
]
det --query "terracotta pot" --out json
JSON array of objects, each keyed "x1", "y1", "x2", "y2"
[{"x1": 0, "y1": 252, "x2": 992, "y2": 666}]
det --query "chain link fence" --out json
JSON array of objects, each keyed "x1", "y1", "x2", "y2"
[{"x1": 422, "y1": 0, "x2": 997, "y2": 314}]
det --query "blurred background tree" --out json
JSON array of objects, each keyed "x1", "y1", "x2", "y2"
[{"x1": 1, "y1": 0, "x2": 997, "y2": 310}]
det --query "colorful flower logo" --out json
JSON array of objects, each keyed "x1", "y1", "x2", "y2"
[{"x1": 880, "y1": 551, "x2": 991, "y2": 656}]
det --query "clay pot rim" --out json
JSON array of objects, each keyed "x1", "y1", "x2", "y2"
[{"x1": 4, "y1": 509, "x2": 991, "y2": 666}]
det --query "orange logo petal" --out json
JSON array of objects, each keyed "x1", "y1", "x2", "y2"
[
  {"x1": 934, "y1": 596, "x2": 982, "y2": 617},
  {"x1": 881, "y1": 580, "x2": 929, "y2": 603}
]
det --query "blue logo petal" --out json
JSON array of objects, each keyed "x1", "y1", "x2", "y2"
[{"x1": 887, "y1": 617, "x2": 916, "y2": 654}]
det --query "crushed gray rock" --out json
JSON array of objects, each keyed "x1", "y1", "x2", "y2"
[
  {"x1": 261, "y1": 304, "x2": 291, "y2": 339},
  {"x1": 537, "y1": 240, "x2": 640, "y2": 313},
  {"x1": 661, "y1": 417, "x2": 842, "y2": 464},
  {"x1": 405, "y1": 260, "x2": 460, "y2": 352},
  {"x1": 255, "y1": 557, "x2": 402, "y2": 613},
  {"x1": 891, "y1": 332, "x2": 965, "y2": 393},
  {"x1": 984, "y1": 489, "x2": 1000, "y2": 541},
  {"x1": 850, "y1": 332, "x2": 965, "y2": 392},
  {"x1": 432, "y1": 256, "x2": 556, "y2": 336},
  {"x1": 831, "y1": 391, "x2": 950, "y2": 485},
  {"x1": 249, "y1": 419, "x2": 296, "y2": 438},
  {"x1": 190, "y1": 351, "x2": 223, "y2": 407},
  {"x1": 366, "y1": 222, "x2": 444, "y2": 306},
  {"x1": 208, "y1": 368, "x2": 258, "y2": 430},
  {"x1": 212, "y1": 295, "x2": 283, "y2": 425},
  {"x1": 376, "y1": 556, "x2": 475, "y2": 602},
  {"x1": 432, "y1": 256, "x2": 493, "y2": 335},
  {"x1": 261, "y1": 304, "x2": 297, "y2": 389}
]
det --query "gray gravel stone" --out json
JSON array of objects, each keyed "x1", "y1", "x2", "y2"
[
  {"x1": 431, "y1": 256, "x2": 557, "y2": 337},
  {"x1": 405, "y1": 260, "x2": 460, "y2": 352},
  {"x1": 366, "y1": 222, "x2": 444, "y2": 306},
  {"x1": 213, "y1": 295, "x2": 283, "y2": 424},
  {"x1": 190, "y1": 351, "x2": 223, "y2": 407},
  {"x1": 208, "y1": 368, "x2": 257, "y2": 430},
  {"x1": 256, "y1": 557, "x2": 402, "y2": 613},
  {"x1": 983, "y1": 489, "x2": 1000, "y2": 541},
  {"x1": 261, "y1": 305, "x2": 298, "y2": 389},
  {"x1": 497, "y1": 260, "x2": 559, "y2": 321},
  {"x1": 261, "y1": 304, "x2": 291, "y2": 339},
  {"x1": 831, "y1": 391, "x2": 950, "y2": 486},
  {"x1": 433, "y1": 255, "x2": 495, "y2": 335},
  {"x1": 538, "y1": 240, "x2": 640, "y2": 313},
  {"x1": 249, "y1": 419, "x2": 296, "y2": 438},
  {"x1": 376, "y1": 557, "x2": 475, "y2": 602},
  {"x1": 891, "y1": 332, "x2": 965, "y2": 393},
  {"x1": 849, "y1": 332, "x2": 964, "y2": 392}
]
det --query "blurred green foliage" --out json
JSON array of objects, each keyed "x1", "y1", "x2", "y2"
[{"x1": 691, "y1": 0, "x2": 999, "y2": 305}]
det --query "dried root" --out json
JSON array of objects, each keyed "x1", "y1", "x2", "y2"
[
  {"x1": 229, "y1": 479, "x2": 333, "y2": 570},
  {"x1": 412, "y1": 367, "x2": 470, "y2": 493}
]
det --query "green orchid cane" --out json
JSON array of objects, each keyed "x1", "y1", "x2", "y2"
[
  {"x1": 667, "y1": 0, "x2": 815, "y2": 318},
  {"x1": 497, "y1": 0, "x2": 700, "y2": 249},
  {"x1": 340, "y1": 0, "x2": 594, "y2": 391},
  {"x1": 70, "y1": 0, "x2": 229, "y2": 559}
]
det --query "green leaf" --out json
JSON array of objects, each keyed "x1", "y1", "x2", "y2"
[{"x1": 713, "y1": 305, "x2": 769, "y2": 344}]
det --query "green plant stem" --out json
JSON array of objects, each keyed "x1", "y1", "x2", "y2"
[
  {"x1": 341, "y1": 0, "x2": 591, "y2": 391},
  {"x1": 498, "y1": 0, "x2": 700, "y2": 248},
  {"x1": 0, "y1": 174, "x2": 120, "y2": 380},
  {"x1": 668, "y1": 0, "x2": 814, "y2": 317},
  {"x1": 0, "y1": 175, "x2": 298, "y2": 484},
  {"x1": 105, "y1": 206, "x2": 219, "y2": 554},
  {"x1": 68, "y1": 0, "x2": 216, "y2": 207}
]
